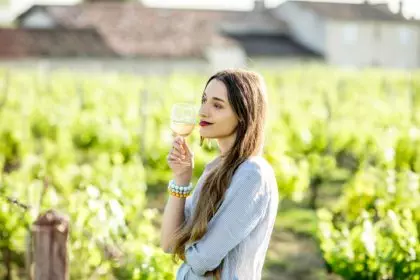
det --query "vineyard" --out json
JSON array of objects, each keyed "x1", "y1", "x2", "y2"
[{"x1": 0, "y1": 66, "x2": 419, "y2": 279}]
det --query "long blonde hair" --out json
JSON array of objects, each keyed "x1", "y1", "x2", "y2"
[{"x1": 170, "y1": 69, "x2": 268, "y2": 279}]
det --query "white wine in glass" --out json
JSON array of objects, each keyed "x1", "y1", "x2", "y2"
[
  {"x1": 170, "y1": 122, "x2": 195, "y2": 137},
  {"x1": 170, "y1": 103, "x2": 197, "y2": 137}
]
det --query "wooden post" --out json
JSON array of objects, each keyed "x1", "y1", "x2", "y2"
[
  {"x1": 32, "y1": 210, "x2": 69, "y2": 280},
  {"x1": 25, "y1": 232, "x2": 34, "y2": 280}
]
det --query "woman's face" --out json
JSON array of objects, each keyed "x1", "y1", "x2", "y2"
[{"x1": 199, "y1": 79, "x2": 239, "y2": 139}]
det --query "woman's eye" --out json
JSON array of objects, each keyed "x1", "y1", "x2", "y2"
[{"x1": 214, "y1": 103, "x2": 222, "y2": 109}]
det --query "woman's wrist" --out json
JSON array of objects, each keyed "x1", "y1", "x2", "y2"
[
  {"x1": 174, "y1": 177, "x2": 191, "y2": 186},
  {"x1": 174, "y1": 171, "x2": 192, "y2": 186}
]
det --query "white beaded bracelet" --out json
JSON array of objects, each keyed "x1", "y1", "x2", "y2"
[{"x1": 168, "y1": 179, "x2": 193, "y2": 195}]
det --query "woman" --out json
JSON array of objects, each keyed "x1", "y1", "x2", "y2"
[{"x1": 160, "y1": 69, "x2": 279, "y2": 280}]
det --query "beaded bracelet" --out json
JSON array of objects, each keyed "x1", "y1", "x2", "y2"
[
  {"x1": 168, "y1": 188, "x2": 192, "y2": 198},
  {"x1": 167, "y1": 179, "x2": 193, "y2": 198}
]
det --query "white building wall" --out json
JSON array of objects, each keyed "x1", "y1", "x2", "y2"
[
  {"x1": 379, "y1": 23, "x2": 419, "y2": 69},
  {"x1": 272, "y1": 2, "x2": 326, "y2": 55},
  {"x1": 326, "y1": 20, "x2": 420, "y2": 69},
  {"x1": 205, "y1": 45, "x2": 247, "y2": 72},
  {"x1": 326, "y1": 21, "x2": 374, "y2": 68}
]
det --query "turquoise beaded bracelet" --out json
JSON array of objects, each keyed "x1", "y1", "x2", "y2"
[{"x1": 168, "y1": 180, "x2": 193, "y2": 197}]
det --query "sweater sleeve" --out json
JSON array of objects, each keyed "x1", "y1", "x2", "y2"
[
  {"x1": 184, "y1": 195, "x2": 192, "y2": 221},
  {"x1": 183, "y1": 165, "x2": 269, "y2": 276}
]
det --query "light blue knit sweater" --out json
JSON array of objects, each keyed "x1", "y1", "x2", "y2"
[{"x1": 175, "y1": 156, "x2": 279, "y2": 280}]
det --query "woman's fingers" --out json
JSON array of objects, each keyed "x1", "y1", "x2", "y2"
[
  {"x1": 168, "y1": 154, "x2": 182, "y2": 162},
  {"x1": 174, "y1": 137, "x2": 192, "y2": 157},
  {"x1": 168, "y1": 156, "x2": 191, "y2": 166},
  {"x1": 168, "y1": 153, "x2": 178, "y2": 160},
  {"x1": 169, "y1": 150, "x2": 189, "y2": 162},
  {"x1": 168, "y1": 136, "x2": 193, "y2": 168},
  {"x1": 173, "y1": 138, "x2": 186, "y2": 155},
  {"x1": 173, "y1": 143, "x2": 185, "y2": 156},
  {"x1": 171, "y1": 148, "x2": 185, "y2": 159},
  {"x1": 182, "y1": 141, "x2": 193, "y2": 157},
  {"x1": 168, "y1": 155, "x2": 185, "y2": 164}
]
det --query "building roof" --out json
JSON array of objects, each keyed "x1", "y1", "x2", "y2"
[
  {"x1": 16, "y1": 3, "x2": 242, "y2": 58},
  {"x1": 227, "y1": 34, "x2": 322, "y2": 58},
  {"x1": 13, "y1": 1, "x2": 412, "y2": 61},
  {"x1": 282, "y1": 0, "x2": 413, "y2": 22},
  {"x1": 0, "y1": 27, "x2": 117, "y2": 58},
  {"x1": 220, "y1": 8, "x2": 289, "y2": 35},
  {"x1": 220, "y1": 6, "x2": 320, "y2": 58}
]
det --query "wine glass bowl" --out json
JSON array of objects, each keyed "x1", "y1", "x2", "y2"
[{"x1": 170, "y1": 103, "x2": 197, "y2": 137}]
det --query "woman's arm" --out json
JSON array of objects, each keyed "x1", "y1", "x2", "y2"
[
  {"x1": 161, "y1": 135, "x2": 194, "y2": 253},
  {"x1": 160, "y1": 183, "x2": 188, "y2": 253}
]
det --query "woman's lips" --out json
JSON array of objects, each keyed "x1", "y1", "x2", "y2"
[{"x1": 199, "y1": 121, "x2": 213, "y2": 127}]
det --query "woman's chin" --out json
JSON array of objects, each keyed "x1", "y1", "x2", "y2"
[
  {"x1": 200, "y1": 126, "x2": 223, "y2": 139},
  {"x1": 199, "y1": 127, "x2": 210, "y2": 136}
]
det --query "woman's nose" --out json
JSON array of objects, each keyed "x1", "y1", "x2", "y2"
[{"x1": 199, "y1": 105, "x2": 208, "y2": 117}]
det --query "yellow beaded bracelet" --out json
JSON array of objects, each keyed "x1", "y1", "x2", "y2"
[{"x1": 168, "y1": 189, "x2": 190, "y2": 198}]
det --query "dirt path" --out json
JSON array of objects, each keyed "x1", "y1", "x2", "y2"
[{"x1": 263, "y1": 229, "x2": 342, "y2": 280}]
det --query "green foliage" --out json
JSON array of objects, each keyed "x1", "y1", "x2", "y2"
[
  {"x1": 0, "y1": 71, "x2": 185, "y2": 278},
  {"x1": 317, "y1": 168, "x2": 420, "y2": 279},
  {"x1": 1, "y1": 67, "x2": 420, "y2": 278}
]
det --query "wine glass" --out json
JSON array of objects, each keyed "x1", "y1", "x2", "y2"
[
  {"x1": 170, "y1": 103, "x2": 197, "y2": 167},
  {"x1": 170, "y1": 103, "x2": 197, "y2": 137}
]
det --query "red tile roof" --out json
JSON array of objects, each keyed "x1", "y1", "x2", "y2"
[
  {"x1": 0, "y1": 27, "x2": 117, "y2": 58},
  {"x1": 17, "y1": 3, "x2": 243, "y2": 58}
]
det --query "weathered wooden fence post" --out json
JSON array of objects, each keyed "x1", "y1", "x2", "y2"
[{"x1": 32, "y1": 210, "x2": 70, "y2": 280}]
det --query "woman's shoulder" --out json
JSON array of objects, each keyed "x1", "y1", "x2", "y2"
[
  {"x1": 230, "y1": 156, "x2": 276, "y2": 187},
  {"x1": 204, "y1": 155, "x2": 275, "y2": 180},
  {"x1": 237, "y1": 156, "x2": 274, "y2": 175},
  {"x1": 235, "y1": 157, "x2": 278, "y2": 197}
]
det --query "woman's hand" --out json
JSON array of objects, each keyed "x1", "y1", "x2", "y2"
[{"x1": 167, "y1": 136, "x2": 194, "y2": 185}]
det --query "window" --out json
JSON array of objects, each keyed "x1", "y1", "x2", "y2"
[
  {"x1": 342, "y1": 24, "x2": 358, "y2": 44},
  {"x1": 399, "y1": 26, "x2": 412, "y2": 46}
]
